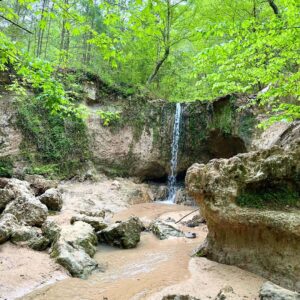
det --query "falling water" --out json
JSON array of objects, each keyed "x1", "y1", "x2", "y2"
[{"x1": 166, "y1": 103, "x2": 182, "y2": 203}]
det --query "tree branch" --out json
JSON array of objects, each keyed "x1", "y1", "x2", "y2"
[
  {"x1": 266, "y1": 0, "x2": 280, "y2": 16},
  {"x1": 0, "y1": 15, "x2": 33, "y2": 34}
]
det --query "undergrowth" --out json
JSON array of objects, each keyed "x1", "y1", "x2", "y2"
[{"x1": 16, "y1": 97, "x2": 90, "y2": 179}]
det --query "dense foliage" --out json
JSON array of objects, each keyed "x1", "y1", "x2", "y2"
[{"x1": 0, "y1": 0, "x2": 299, "y2": 123}]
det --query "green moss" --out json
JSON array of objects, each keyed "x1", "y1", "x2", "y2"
[
  {"x1": 16, "y1": 97, "x2": 90, "y2": 179},
  {"x1": 0, "y1": 157, "x2": 13, "y2": 177},
  {"x1": 236, "y1": 185, "x2": 300, "y2": 209},
  {"x1": 209, "y1": 101, "x2": 233, "y2": 134}
]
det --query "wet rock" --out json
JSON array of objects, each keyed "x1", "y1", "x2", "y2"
[
  {"x1": 184, "y1": 214, "x2": 206, "y2": 227},
  {"x1": 162, "y1": 295, "x2": 200, "y2": 300},
  {"x1": 98, "y1": 217, "x2": 143, "y2": 249},
  {"x1": 50, "y1": 221, "x2": 98, "y2": 278},
  {"x1": 150, "y1": 221, "x2": 184, "y2": 240},
  {"x1": 0, "y1": 187, "x2": 15, "y2": 211},
  {"x1": 11, "y1": 225, "x2": 50, "y2": 251},
  {"x1": 24, "y1": 174, "x2": 58, "y2": 196},
  {"x1": 70, "y1": 214, "x2": 107, "y2": 231},
  {"x1": 259, "y1": 282, "x2": 300, "y2": 300},
  {"x1": 4, "y1": 196, "x2": 48, "y2": 227},
  {"x1": 38, "y1": 188, "x2": 63, "y2": 211},
  {"x1": 42, "y1": 220, "x2": 61, "y2": 243},
  {"x1": 174, "y1": 187, "x2": 196, "y2": 206},
  {"x1": 184, "y1": 232, "x2": 197, "y2": 239},
  {"x1": 0, "y1": 213, "x2": 18, "y2": 244},
  {"x1": 215, "y1": 285, "x2": 235, "y2": 299}
]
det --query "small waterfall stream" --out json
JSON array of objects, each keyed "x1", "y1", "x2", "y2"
[{"x1": 166, "y1": 103, "x2": 182, "y2": 203}]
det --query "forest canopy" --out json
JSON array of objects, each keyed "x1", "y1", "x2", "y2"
[{"x1": 0, "y1": 0, "x2": 299, "y2": 124}]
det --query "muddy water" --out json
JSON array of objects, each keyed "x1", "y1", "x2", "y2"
[{"x1": 20, "y1": 203, "x2": 264, "y2": 300}]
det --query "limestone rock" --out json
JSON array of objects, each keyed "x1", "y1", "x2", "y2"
[
  {"x1": 11, "y1": 225, "x2": 50, "y2": 251},
  {"x1": 42, "y1": 220, "x2": 61, "y2": 243},
  {"x1": 38, "y1": 188, "x2": 63, "y2": 211},
  {"x1": 70, "y1": 214, "x2": 107, "y2": 231},
  {"x1": 0, "y1": 213, "x2": 18, "y2": 244},
  {"x1": 79, "y1": 209, "x2": 106, "y2": 218},
  {"x1": 97, "y1": 217, "x2": 143, "y2": 249},
  {"x1": 184, "y1": 214, "x2": 206, "y2": 227},
  {"x1": 186, "y1": 139, "x2": 300, "y2": 291},
  {"x1": 4, "y1": 196, "x2": 48, "y2": 227},
  {"x1": 150, "y1": 221, "x2": 184, "y2": 240},
  {"x1": 162, "y1": 296, "x2": 200, "y2": 300},
  {"x1": 0, "y1": 187, "x2": 15, "y2": 211},
  {"x1": 4, "y1": 178, "x2": 34, "y2": 199},
  {"x1": 24, "y1": 174, "x2": 58, "y2": 196},
  {"x1": 50, "y1": 221, "x2": 98, "y2": 278},
  {"x1": 259, "y1": 282, "x2": 300, "y2": 300},
  {"x1": 215, "y1": 286, "x2": 235, "y2": 300}
]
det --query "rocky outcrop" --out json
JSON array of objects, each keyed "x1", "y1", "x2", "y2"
[
  {"x1": 38, "y1": 188, "x2": 63, "y2": 211},
  {"x1": 259, "y1": 282, "x2": 300, "y2": 300},
  {"x1": 0, "y1": 213, "x2": 18, "y2": 244},
  {"x1": 186, "y1": 140, "x2": 300, "y2": 291},
  {"x1": 150, "y1": 221, "x2": 184, "y2": 240},
  {"x1": 97, "y1": 217, "x2": 143, "y2": 248},
  {"x1": 4, "y1": 196, "x2": 48, "y2": 227},
  {"x1": 70, "y1": 214, "x2": 107, "y2": 231},
  {"x1": 50, "y1": 221, "x2": 98, "y2": 278}
]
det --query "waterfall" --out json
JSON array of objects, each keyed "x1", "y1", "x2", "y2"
[{"x1": 166, "y1": 103, "x2": 182, "y2": 203}]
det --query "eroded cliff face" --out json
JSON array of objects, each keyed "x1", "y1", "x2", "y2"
[
  {"x1": 1, "y1": 71, "x2": 297, "y2": 181},
  {"x1": 186, "y1": 139, "x2": 300, "y2": 291}
]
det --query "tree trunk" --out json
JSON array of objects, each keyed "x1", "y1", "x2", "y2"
[{"x1": 267, "y1": 0, "x2": 280, "y2": 16}]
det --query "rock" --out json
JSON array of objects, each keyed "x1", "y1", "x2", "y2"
[
  {"x1": 38, "y1": 188, "x2": 63, "y2": 211},
  {"x1": 50, "y1": 221, "x2": 98, "y2": 278},
  {"x1": 42, "y1": 220, "x2": 61, "y2": 243},
  {"x1": 162, "y1": 295, "x2": 200, "y2": 300},
  {"x1": 186, "y1": 139, "x2": 300, "y2": 291},
  {"x1": 11, "y1": 225, "x2": 50, "y2": 251},
  {"x1": 70, "y1": 215, "x2": 107, "y2": 231},
  {"x1": 0, "y1": 187, "x2": 15, "y2": 211},
  {"x1": 184, "y1": 232, "x2": 197, "y2": 239},
  {"x1": 184, "y1": 214, "x2": 206, "y2": 227},
  {"x1": 111, "y1": 180, "x2": 121, "y2": 190},
  {"x1": 150, "y1": 221, "x2": 184, "y2": 240},
  {"x1": 0, "y1": 213, "x2": 18, "y2": 244},
  {"x1": 98, "y1": 217, "x2": 143, "y2": 249},
  {"x1": 4, "y1": 178, "x2": 34, "y2": 199},
  {"x1": 4, "y1": 196, "x2": 48, "y2": 227},
  {"x1": 174, "y1": 187, "x2": 196, "y2": 206},
  {"x1": 24, "y1": 174, "x2": 58, "y2": 196},
  {"x1": 259, "y1": 282, "x2": 300, "y2": 300},
  {"x1": 79, "y1": 209, "x2": 106, "y2": 218},
  {"x1": 215, "y1": 285, "x2": 235, "y2": 299}
]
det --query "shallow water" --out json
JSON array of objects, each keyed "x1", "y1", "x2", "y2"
[{"x1": 19, "y1": 203, "x2": 264, "y2": 300}]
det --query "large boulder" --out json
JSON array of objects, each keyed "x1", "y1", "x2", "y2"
[
  {"x1": 0, "y1": 213, "x2": 18, "y2": 244},
  {"x1": 4, "y1": 196, "x2": 48, "y2": 226},
  {"x1": 150, "y1": 221, "x2": 184, "y2": 240},
  {"x1": 186, "y1": 140, "x2": 300, "y2": 291},
  {"x1": 97, "y1": 217, "x2": 143, "y2": 249},
  {"x1": 38, "y1": 188, "x2": 63, "y2": 211},
  {"x1": 259, "y1": 282, "x2": 300, "y2": 300},
  {"x1": 50, "y1": 221, "x2": 98, "y2": 278},
  {"x1": 4, "y1": 178, "x2": 34, "y2": 198},
  {"x1": 70, "y1": 214, "x2": 107, "y2": 231}
]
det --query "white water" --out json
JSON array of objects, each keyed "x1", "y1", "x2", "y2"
[{"x1": 166, "y1": 103, "x2": 182, "y2": 203}]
